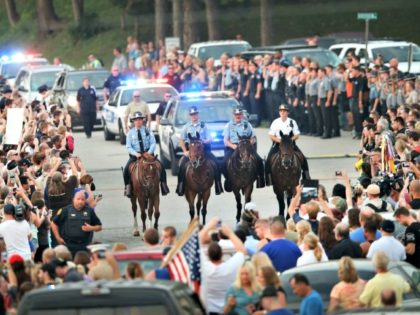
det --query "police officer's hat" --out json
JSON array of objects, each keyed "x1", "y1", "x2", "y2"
[
  {"x1": 130, "y1": 111, "x2": 145, "y2": 121},
  {"x1": 189, "y1": 106, "x2": 199, "y2": 115},
  {"x1": 37, "y1": 84, "x2": 48, "y2": 93},
  {"x1": 278, "y1": 104, "x2": 289, "y2": 111},
  {"x1": 1, "y1": 86, "x2": 12, "y2": 94},
  {"x1": 233, "y1": 107, "x2": 244, "y2": 115}
]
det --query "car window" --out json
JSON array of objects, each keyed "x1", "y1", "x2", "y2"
[
  {"x1": 330, "y1": 48, "x2": 342, "y2": 57},
  {"x1": 284, "y1": 50, "x2": 340, "y2": 67},
  {"x1": 15, "y1": 70, "x2": 27, "y2": 88},
  {"x1": 30, "y1": 71, "x2": 60, "y2": 91},
  {"x1": 344, "y1": 48, "x2": 356, "y2": 58},
  {"x1": 0, "y1": 60, "x2": 48, "y2": 79},
  {"x1": 197, "y1": 44, "x2": 251, "y2": 60},
  {"x1": 390, "y1": 265, "x2": 420, "y2": 299},
  {"x1": 116, "y1": 259, "x2": 162, "y2": 276},
  {"x1": 27, "y1": 305, "x2": 170, "y2": 315},
  {"x1": 120, "y1": 87, "x2": 177, "y2": 107},
  {"x1": 372, "y1": 45, "x2": 420, "y2": 62},
  {"x1": 174, "y1": 99, "x2": 238, "y2": 126},
  {"x1": 65, "y1": 72, "x2": 109, "y2": 91}
]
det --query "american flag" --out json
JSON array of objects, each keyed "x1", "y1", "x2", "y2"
[{"x1": 166, "y1": 226, "x2": 201, "y2": 292}]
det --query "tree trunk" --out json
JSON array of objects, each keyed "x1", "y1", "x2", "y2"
[
  {"x1": 71, "y1": 0, "x2": 83, "y2": 24},
  {"x1": 155, "y1": 0, "x2": 167, "y2": 45},
  {"x1": 172, "y1": 0, "x2": 182, "y2": 40},
  {"x1": 260, "y1": 0, "x2": 272, "y2": 46},
  {"x1": 183, "y1": 0, "x2": 198, "y2": 50},
  {"x1": 4, "y1": 0, "x2": 20, "y2": 27},
  {"x1": 120, "y1": 12, "x2": 126, "y2": 30},
  {"x1": 36, "y1": 0, "x2": 63, "y2": 36},
  {"x1": 204, "y1": 0, "x2": 220, "y2": 40}
]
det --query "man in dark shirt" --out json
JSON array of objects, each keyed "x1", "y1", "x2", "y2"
[
  {"x1": 394, "y1": 207, "x2": 420, "y2": 268},
  {"x1": 104, "y1": 66, "x2": 123, "y2": 99},
  {"x1": 408, "y1": 180, "x2": 420, "y2": 210},
  {"x1": 349, "y1": 66, "x2": 364, "y2": 139},
  {"x1": 77, "y1": 78, "x2": 98, "y2": 138},
  {"x1": 155, "y1": 92, "x2": 172, "y2": 127},
  {"x1": 329, "y1": 222, "x2": 363, "y2": 260},
  {"x1": 163, "y1": 64, "x2": 181, "y2": 92}
]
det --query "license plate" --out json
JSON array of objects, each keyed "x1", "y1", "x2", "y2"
[{"x1": 213, "y1": 150, "x2": 224, "y2": 158}]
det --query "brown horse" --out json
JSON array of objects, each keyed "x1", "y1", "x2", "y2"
[
  {"x1": 129, "y1": 153, "x2": 161, "y2": 236},
  {"x1": 184, "y1": 133, "x2": 214, "y2": 225},
  {"x1": 227, "y1": 134, "x2": 258, "y2": 222},
  {"x1": 270, "y1": 131, "x2": 302, "y2": 217}
]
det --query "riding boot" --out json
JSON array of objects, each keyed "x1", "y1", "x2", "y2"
[
  {"x1": 160, "y1": 182, "x2": 170, "y2": 196},
  {"x1": 257, "y1": 176, "x2": 265, "y2": 188},
  {"x1": 215, "y1": 180, "x2": 223, "y2": 195},
  {"x1": 124, "y1": 184, "x2": 132, "y2": 198},
  {"x1": 176, "y1": 181, "x2": 185, "y2": 196},
  {"x1": 265, "y1": 173, "x2": 272, "y2": 186},
  {"x1": 224, "y1": 178, "x2": 232, "y2": 192}
]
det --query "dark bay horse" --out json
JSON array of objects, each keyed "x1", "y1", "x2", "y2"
[
  {"x1": 227, "y1": 134, "x2": 258, "y2": 222},
  {"x1": 185, "y1": 133, "x2": 214, "y2": 225},
  {"x1": 130, "y1": 154, "x2": 161, "y2": 236},
  {"x1": 270, "y1": 131, "x2": 302, "y2": 217}
]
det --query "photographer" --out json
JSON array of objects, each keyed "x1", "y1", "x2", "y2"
[
  {"x1": 0, "y1": 204, "x2": 32, "y2": 261},
  {"x1": 87, "y1": 246, "x2": 120, "y2": 281}
]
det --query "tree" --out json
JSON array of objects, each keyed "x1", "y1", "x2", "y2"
[
  {"x1": 183, "y1": 0, "x2": 198, "y2": 49},
  {"x1": 260, "y1": 0, "x2": 272, "y2": 46},
  {"x1": 204, "y1": 0, "x2": 220, "y2": 40},
  {"x1": 172, "y1": 0, "x2": 183, "y2": 40},
  {"x1": 72, "y1": 0, "x2": 84, "y2": 24},
  {"x1": 4, "y1": 0, "x2": 20, "y2": 27},
  {"x1": 155, "y1": 0, "x2": 167, "y2": 45},
  {"x1": 36, "y1": 0, "x2": 63, "y2": 36}
]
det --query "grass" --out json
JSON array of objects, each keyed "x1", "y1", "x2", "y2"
[{"x1": 0, "y1": 0, "x2": 419, "y2": 67}]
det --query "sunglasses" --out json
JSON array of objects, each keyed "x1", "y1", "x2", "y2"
[{"x1": 133, "y1": 95, "x2": 140, "y2": 98}]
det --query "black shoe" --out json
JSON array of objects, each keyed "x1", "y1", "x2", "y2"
[
  {"x1": 321, "y1": 135, "x2": 331, "y2": 139},
  {"x1": 257, "y1": 176, "x2": 266, "y2": 188},
  {"x1": 224, "y1": 179, "x2": 232, "y2": 192},
  {"x1": 160, "y1": 182, "x2": 170, "y2": 196},
  {"x1": 176, "y1": 182, "x2": 184, "y2": 196},
  {"x1": 124, "y1": 185, "x2": 132, "y2": 198},
  {"x1": 215, "y1": 181, "x2": 223, "y2": 195},
  {"x1": 265, "y1": 174, "x2": 272, "y2": 186},
  {"x1": 87, "y1": 135, "x2": 92, "y2": 139}
]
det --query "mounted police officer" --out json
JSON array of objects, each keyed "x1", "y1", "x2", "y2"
[
  {"x1": 223, "y1": 108, "x2": 265, "y2": 191},
  {"x1": 265, "y1": 104, "x2": 310, "y2": 185},
  {"x1": 123, "y1": 111, "x2": 169, "y2": 197},
  {"x1": 176, "y1": 106, "x2": 223, "y2": 196}
]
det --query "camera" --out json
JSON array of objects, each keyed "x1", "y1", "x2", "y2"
[
  {"x1": 14, "y1": 203, "x2": 25, "y2": 221},
  {"x1": 372, "y1": 173, "x2": 404, "y2": 197}
]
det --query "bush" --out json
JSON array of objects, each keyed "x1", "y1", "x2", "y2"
[{"x1": 68, "y1": 13, "x2": 108, "y2": 42}]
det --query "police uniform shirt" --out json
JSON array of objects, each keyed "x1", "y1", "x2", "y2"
[
  {"x1": 126, "y1": 126, "x2": 156, "y2": 155},
  {"x1": 125, "y1": 100, "x2": 151, "y2": 117},
  {"x1": 318, "y1": 77, "x2": 331, "y2": 99},
  {"x1": 223, "y1": 120, "x2": 254, "y2": 144},
  {"x1": 308, "y1": 78, "x2": 319, "y2": 96},
  {"x1": 248, "y1": 72, "x2": 262, "y2": 94},
  {"x1": 76, "y1": 86, "x2": 97, "y2": 113},
  {"x1": 53, "y1": 205, "x2": 101, "y2": 243},
  {"x1": 269, "y1": 117, "x2": 300, "y2": 138},
  {"x1": 104, "y1": 74, "x2": 122, "y2": 95},
  {"x1": 181, "y1": 121, "x2": 208, "y2": 143},
  {"x1": 336, "y1": 73, "x2": 346, "y2": 93}
]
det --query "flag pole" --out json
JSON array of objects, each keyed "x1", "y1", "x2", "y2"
[{"x1": 162, "y1": 217, "x2": 199, "y2": 267}]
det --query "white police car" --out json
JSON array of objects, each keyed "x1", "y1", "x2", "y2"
[{"x1": 101, "y1": 80, "x2": 178, "y2": 145}]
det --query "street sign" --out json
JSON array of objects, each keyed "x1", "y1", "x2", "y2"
[{"x1": 357, "y1": 12, "x2": 378, "y2": 20}]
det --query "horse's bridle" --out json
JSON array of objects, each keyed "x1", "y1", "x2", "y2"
[
  {"x1": 189, "y1": 140, "x2": 205, "y2": 169},
  {"x1": 236, "y1": 138, "x2": 254, "y2": 168},
  {"x1": 139, "y1": 158, "x2": 159, "y2": 190}
]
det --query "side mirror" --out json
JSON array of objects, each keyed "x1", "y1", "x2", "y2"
[
  {"x1": 160, "y1": 118, "x2": 170, "y2": 126},
  {"x1": 248, "y1": 114, "x2": 258, "y2": 127},
  {"x1": 18, "y1": 86, "x2": 28, "y2": 92},
  {"x1": 108, "y1": 101, "x2": 116, "y2": 107}
]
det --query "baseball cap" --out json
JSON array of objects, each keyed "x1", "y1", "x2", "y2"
[
  {"x1": 366, "y1": 184, "x2": 380, "y2": 195},
  {"x1": 51, "y1": 258, "x2": 68, "y2": 268},
  {"x1": 381, "y1": 220, "x2": 395, "y2": 233},
  {"x1": 9, "y1": 254, "x2": 24, "y2": 264},
  {"x1": 4, "y1": 204, "x2": 15, "y2": 215}
]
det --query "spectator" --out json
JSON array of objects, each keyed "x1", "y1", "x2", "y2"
[
  {"x1": 296, "y1": 220, "x2": 312, "y2": 250},
  {"x1": 297, "y1": 233, "x2": 328, "y2": 266},
  {"x1": 144, "y1": 228, "x2": 159, "y2": 247},
  {"x1": 393, "y1": 207, "x2": 420, "y2": 268},
  {"x1": 360, "y1": 220, "x2": 379, "y2": 257},
  {"x1": 289, "y1": 273, "x2": 324, "y2": 315},
  {"x1": 256, "y1": 266, "x2": 287, "y2": 308},
  {"x1": 223, "y1": 261, "x2": 260, "y2": 315},
  {"x1": 362, "y1": 184, "x2": 393, "y2": 212},
  {"x1": 366, "y1": 220, "x2": 406, "y2": 261},
  {"x1": 329, "y1": 223, "x2": 363, "y2": 260},
  {"x1": 260, "y1": 220, "x2": 302, "y2": 272},
  {"x1": 52, "y1": 258, "x2": 83, "y2": 283},
  {"x1": 255, "y1": 219, "x2": 272, "y2": 250},
  {"x1": 381, "y1": 288, "x2": 397, "y2": 307},
  {"x1": 285, "y1": 219, "x2": 299, "y2": 243},
  {"x1": 199, "y1": 217, "x2": 247, "y2": 314},
  {"x1": 260, "y1": 286, "x2": 294, "y2": 315},
  {"x1": 350, "y1": 208, "x2": 381, "y2": 243},
  {"x1": 328, "y1": 257, "x2": 366, "y2": 312},
  {"x1": 125, "y1": 261, "x2": 143, "y2": 280},
  {"x1": 251, "y1": 252, "x2": 273, "y2": 273},
  {"x1": 359, "y1": 251, "x2": 410, "y2": 307},
  {"x1": 161, "y1": 226, "x2": 177, "y2": 246},
  {"x1": 317, "y1": 216, "x2": 336, "y2": 258}
]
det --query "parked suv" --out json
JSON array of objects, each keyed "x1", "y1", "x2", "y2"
[
  {"x1": 50, "y1": 69, "x2": 110, "y2": 126},
  {"x1": 17, "y1": 280, "x2": 206, "y2": 315}
]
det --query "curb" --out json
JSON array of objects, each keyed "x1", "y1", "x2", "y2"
[{"x1": 307, "y1": 153, "x2": 357, "y2": 160}]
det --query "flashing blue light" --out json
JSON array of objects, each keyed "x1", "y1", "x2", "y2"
[
  {"x1": 12, "y1": 53, "x2": 24, "y2": 62},
  {"x1": 210, "y1": 131, "x2": 217, "y2": 138},
  {"x1": 1, "y1": 55, "x2": 9, "y2": 61},
  {"x1": 122, "y1": 78, "x2": 148, "y2": 87}
]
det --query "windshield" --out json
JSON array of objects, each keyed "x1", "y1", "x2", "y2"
[
  {"x1": 0, "y1": 60, "x2": 48, "y2": 79},
  {"x1": 372, "y1": 45, "x2": 420, "y2": 62},
  {"x1": 175, "y1": 99, "x2": 238, "y2": 126},
  {"x1": 198, "y1": 44, "x2": 251, "y2": 60},
  {"x1": 30, "y1": 71, "x2": 60, "y2": 90},
  {"x1": 284, "y1": 50, "x2": 341, "y2": 67},
  {"x1": 66, "y1": 72, "x2": 109, "y2": 91},
  {"x1": 120, "y1": 87, "x2": 177, "y2": 106}
]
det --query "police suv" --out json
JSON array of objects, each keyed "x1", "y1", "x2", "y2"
[
  {"x1": 101, "y1": 80, "x2": 178, "y2": 144},
  {"x1": 158, "y1": 91, "x2": 257, "y2": 175}
]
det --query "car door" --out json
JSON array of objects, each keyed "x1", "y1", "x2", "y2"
[
  {"x1": 160, "y1": 100, "x2": 176, "y2": 156},
  {"x1": 15, "y1": 70, "x2": 29, "y2": 100},
  {"x1": 104, "y1": 89, "x2": 121, "y2": 133}
]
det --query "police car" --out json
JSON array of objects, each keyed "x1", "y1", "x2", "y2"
[
  {"x1": 159, "y1": 91, "x2": 257, "y2": 175},
  {"x1": 101, "y1": 80, "x2": 178, "y2": 145}
]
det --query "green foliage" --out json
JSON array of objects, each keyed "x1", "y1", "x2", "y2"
[{"x1": 68, "y1": 13, "x2": 108, "y2": 42}]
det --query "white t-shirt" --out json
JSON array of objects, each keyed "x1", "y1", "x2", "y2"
[
  {"x1": 200, "y1": 251, "x2": 245, "y2": 313},
  {"x1": 268, "y1": 117, "x2": 300, "y2": 138},
  {"x1": 366, "y1": 236, "x2": 406, "y2": 261},
  {"x1": 0, "y1": 219, "x2": 31, "y2": 261},
  {"x1": 297, "y1": 249, "x2": 328, "y2": 266}
]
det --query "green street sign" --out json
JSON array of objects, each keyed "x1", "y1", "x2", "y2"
[{"x1": 357, "y1": 12, "x2": 378, "y2": 20}]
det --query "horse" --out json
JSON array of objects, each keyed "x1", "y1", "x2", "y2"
[
  {"x1": 129, "y1": 153, "x2": 161, "y2": 236},
  {"x1": 226, "y1": 134, "x2": 258, "y2": 222},
  {"x1": 270, "y1": 131, "x2": 302, "y2": 217},
  {"x1": 184, "y1": 133, "x2": 215, "y2": 225}
]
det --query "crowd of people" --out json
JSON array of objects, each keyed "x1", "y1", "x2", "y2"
[{"x1": 0, "y1": 34, "x2": 419, "y2": 314}]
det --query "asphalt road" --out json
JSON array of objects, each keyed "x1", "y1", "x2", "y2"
[{"x1": 74, "y1": 128, "x2": 360, "y2": 248}]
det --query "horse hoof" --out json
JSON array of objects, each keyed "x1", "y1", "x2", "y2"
[{"x1": 133, "y1": 231, "x2": 140, "y2": 237}]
